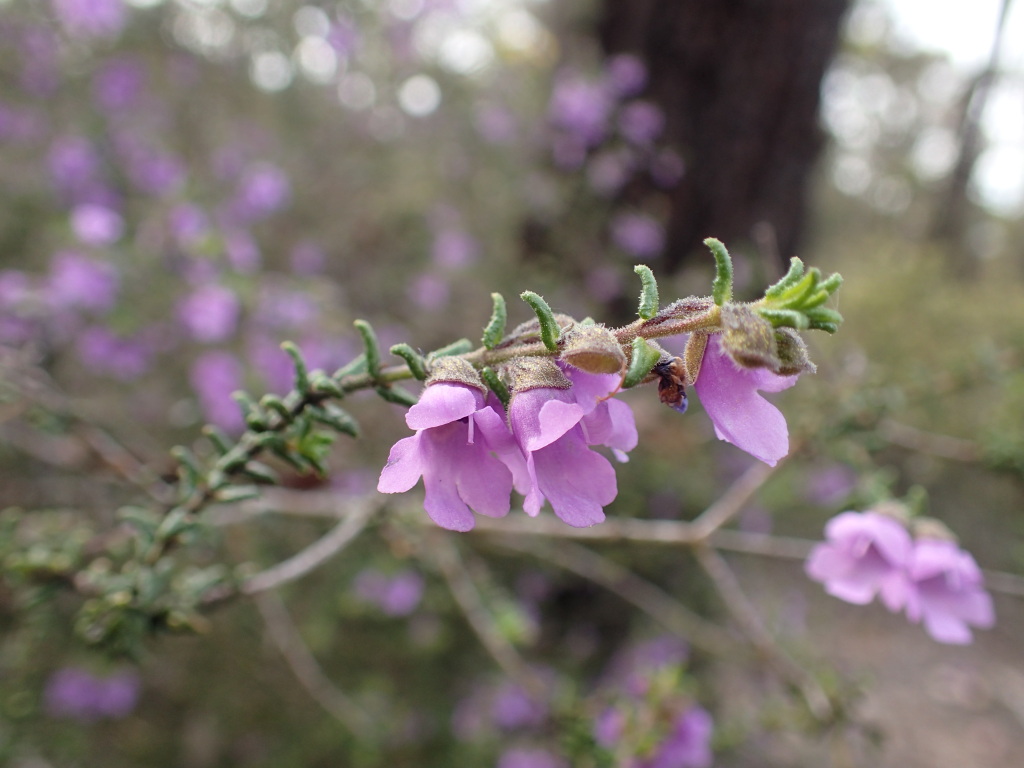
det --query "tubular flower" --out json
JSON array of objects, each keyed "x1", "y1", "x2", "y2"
[
  {"x1": 377, "y1": 379, "x2": 520, "y2": 532},
  {"x1": 804, "y1": 510, "x2": 913, "y2": 610},
  {"x1": 506, "y1": 361, "x2": 637, "y2": 528},
  {"x1": 904, "y1": 538, "x2": 995, "y2": 645},
  {"x1": 693, "y1": 334, "x2": 798, "y2": 466}
]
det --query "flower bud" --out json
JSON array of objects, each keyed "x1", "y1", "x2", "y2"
[
  {"x1": 559, "y1": 325, "x2": 626, "y2": 374},
  {"x1": 425, "y1": 356, "x2": 485, "y2": 391},
  {"x1": 719, "y1": 304, "x2": 779, "y2": 370},
  {"x1": 773, "y1": 327, "x2": 817, "y2": 376}
]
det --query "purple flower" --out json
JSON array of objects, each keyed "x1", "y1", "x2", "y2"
[
  {"x1": 190, "y1": 351, "x2": 245, "y2": 433},
  {"x1": 353, "y1": 568, "x2": 425, "y2": 616},
  {"x1": 605, "y1": 54, "x2": 648, "y2": 98},
  {"x1": 71, "y1": 204, "x2": 124, "y2": 246},
  {"x1": 618, "y1": 101, "x2": 665, "y2": 147},
  {"x1": 377, "y1": 382, "x2": 520, "y2": 532},
  {"x1": 509, "y1": 366, "x2": 637, "y2": 528},
  {"x1": 177, "y1": 284, "x2": 240, "y2": 343},
  {"x1": 610, "y1": 212, "x2": 664, "y2": 260},
  {"x1": 52, "y1": 0, "x2": 127, "y2": 40},
  {"x1": 804, "y1": 511, "x2": 913, "y2": 609},
  {"x1": 904, "y1": 538, "x2": 995, "y2": 645},
  {"x1": 641, "y1": 707, "x2": 713, "y2": 768},
  {"x1": 47, "y1": 252, "x2": 119, "y2": 313},
  {"x1": 692, "y1": 335, "x2": 798, "y2": 466},
  {"x1": 45, "y1": 667, "x2": 140, "y2": 722}
]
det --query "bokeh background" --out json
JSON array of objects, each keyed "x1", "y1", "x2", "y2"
[{"x1": 2, "y1": 0, "x2": 1024, "y2": 765}]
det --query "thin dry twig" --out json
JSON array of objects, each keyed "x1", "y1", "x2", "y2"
[
  {"x1": 255, "y1": 591, "x2": 373, "y2": 733},
  {"x1": 487, "y1": 536, "x2": 740, "y2": 656},
  {"x1": 430, "y1": 532, "x2": 544, "y2": 695},
  {"x1": 692, "y1": 543, "x2": 833, "y2": 721}
]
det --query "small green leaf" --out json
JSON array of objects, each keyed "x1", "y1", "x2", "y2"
[
  {"x1": 482, "y1": 292, "x2": 508, "y2": 349},
  {"x1": 353, "y1": 319, "x2": 381, "y2": 378},
  {"x1": 375, "y1": 384, "x2": 420, "y2": 407},
  {"x1": 765, "y1": 257, "x2": 806, "y2": 299},
  {"x1": 519, "y1": 291, "x2": 560, "y2": 351},
  {"x1": 389, "y1": 343, "x2": 428, "y2": 380},
  {"x1": 634, "y1": 265, "x2": 660, "y2": 320},
  {"x1": 624, "y1": 337, "x2": 662, "y2": 388},
  {"x1": 481, "y1": 366, "x2": 510, "y2": 410},
  {"x1": 704, "y1": 237, "x2": 733, "y2": 306},
  {"x1": 428, "y1": 338, "x2": 474, "y2": 359},
  {"x1": 281, "y1": 341, "x2": 310, "y2": 394}
]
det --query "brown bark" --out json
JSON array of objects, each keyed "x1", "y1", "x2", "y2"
[{"x1": 600, "y1": 0, "x2": 850, "y2": 274}]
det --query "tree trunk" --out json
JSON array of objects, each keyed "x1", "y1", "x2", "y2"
[{"x1": 600, "y1": 0, "x2": 850, "y2": 276}]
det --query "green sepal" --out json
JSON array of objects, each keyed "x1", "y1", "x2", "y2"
[
  {"x1": 765, "y1": 257, "x2": 806, "y2": 299},
  {"x1": 214, "y1": 485, "x2": 261, "y2": 504},
  {"x1": 333, "y1": 354, "x2": 367, "y2": 380},
  {"x1": 634, "y1": 265, "x2": 660, "y2": 320},
  {"x1": 756, "y1": 308, "x2": 810, "y2": 330},
  {"x1": 705, "y1": 237, "x2": 734, "y2": 306},
  {"x1": 202, "y1": 425, "x2": 233, "y2": 456},
  {"x1": 309, "y1": 403, "x2": 360, "y2": 437},
  {"x1": 389, "y1": 343, "x2": 428, "y2": 381},
  {"x1": 281, "y1": 341, "x2": 310, "y2": 394},
  {"x1": 375, "y1": 384, "x2": 420, "y2": 407},
  {"x1": 428, "y1": 338, "x2": 474, "y2": 358},
  {"x1": 353, "y1": 319, "x2": 382, "y2": 377},
  {"x1": 624, "y1": 337, "x2": 662, "y2": 388},
  {"x1": 240, "y1": 461, "x2": 280, "y2": 485},
  {"x1": 519, "y1": 291, "x2": 560, "y2": 351},
  {"x1": 482, "y1": 292, "x2": 508, "y2": 349},
  {"x1": 481, "y1": 366, "x2": 510, "y2": 410}
]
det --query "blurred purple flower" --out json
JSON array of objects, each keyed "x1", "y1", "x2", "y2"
[
  {"x1": 618, "y1": 101, "x2": 665, "y2": 147},
  {"x1": 497, "y1": 747, "x2": 564, "y2": 768},
  {"x1": 48, "y1": 136, "x2": 101, "y2": 197},
  {"x1": 45, "y1": 667, "x2": 140, "y2": 722},
  {"x1": 804, "y1": 510, "x2": 913, "y2": 609},
  {"x1": 605, "y1": 54, "x2": 647, "y2": 98},
  {"x1": 650, "y1": 149, "x2": 686, "y2": 188},
  {"x1": 290, "y1": 241, "x2": 326, "y2": 275},
  {"x1": 431, "y1": 228, "x2": 479, "y2": 269},
  {"x1": 231, "y1": 163, "x2": 291, "y2": 222},
  {"x1": 549, "y1": 74, "x2": 612, "y2": 147},
  {"x1": 190, "y1": 350, "x2": 245, "y2": 433},
  {"x1": 509, "y1": 366, "x2": 637, "y2": 528},
  {"x1": 77, "y1": 327, "x2": 150, "y2": 380},
  {"x1": 610, "y1": 212, "x2": 664, "y2": 259},
  {"x1": 640, "y1": 706, "x2": 714, "y2": 768},
  {"x1": 177, "y1": 284, "x2": 240, "y2": 343},
  {"x1": 904, "y1": 538, "x2": 994, "y2": 644},
  {"x1": 47, "y1": 251, "x2": 119, "y2": 313},
  {"x1": 71, "y1": 204, "x2": 124, "y2": 246},
  {"x1": 93, "y1": 56, "x2": 145, "y2": 111},
  {"x1": 408, "y1": 273, "x2": 450, "y2": 312},
  {"x1": 692, "y1": 334, "x2": 798, "y2": 466},
  {"x1": 353, "y1": 568, "x2": 425, "y2": 616},
  {"x1": 378, "y1": 382, "x2": 520, "y2": 531},
  {"x1": 52, "y1": 0, "x2": 127, "y2": 39}
]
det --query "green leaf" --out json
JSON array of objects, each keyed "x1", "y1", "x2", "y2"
[
  {"x1": 624, "y1": 337, "x2": 662, "y2": 388},
  {"x1": 389, "y1": 343, "x2": 428, "y2": 380},
  {"x1": 704, "y1": 237, "x2": 733, "y2": 306},
  {"x1": 482, "y1": 292, "x2": 508, "y2": 349},
  {"x1": 519, "y1": 290, "x2": 560, "y2": 351},
  {"x1": 634, "y1": 265, "x2": 660, "y2": 320},
  {"x1": 353, "y1": 319, "x2": 381, "y2": 378}
]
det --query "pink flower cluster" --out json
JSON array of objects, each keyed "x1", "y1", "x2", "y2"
[
  {"x1": 377, "y1": 364, "x2": 637, "y2": 531},
  {"x1": 805, "y1": 510, "x2": 995, "y2": 644}
]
